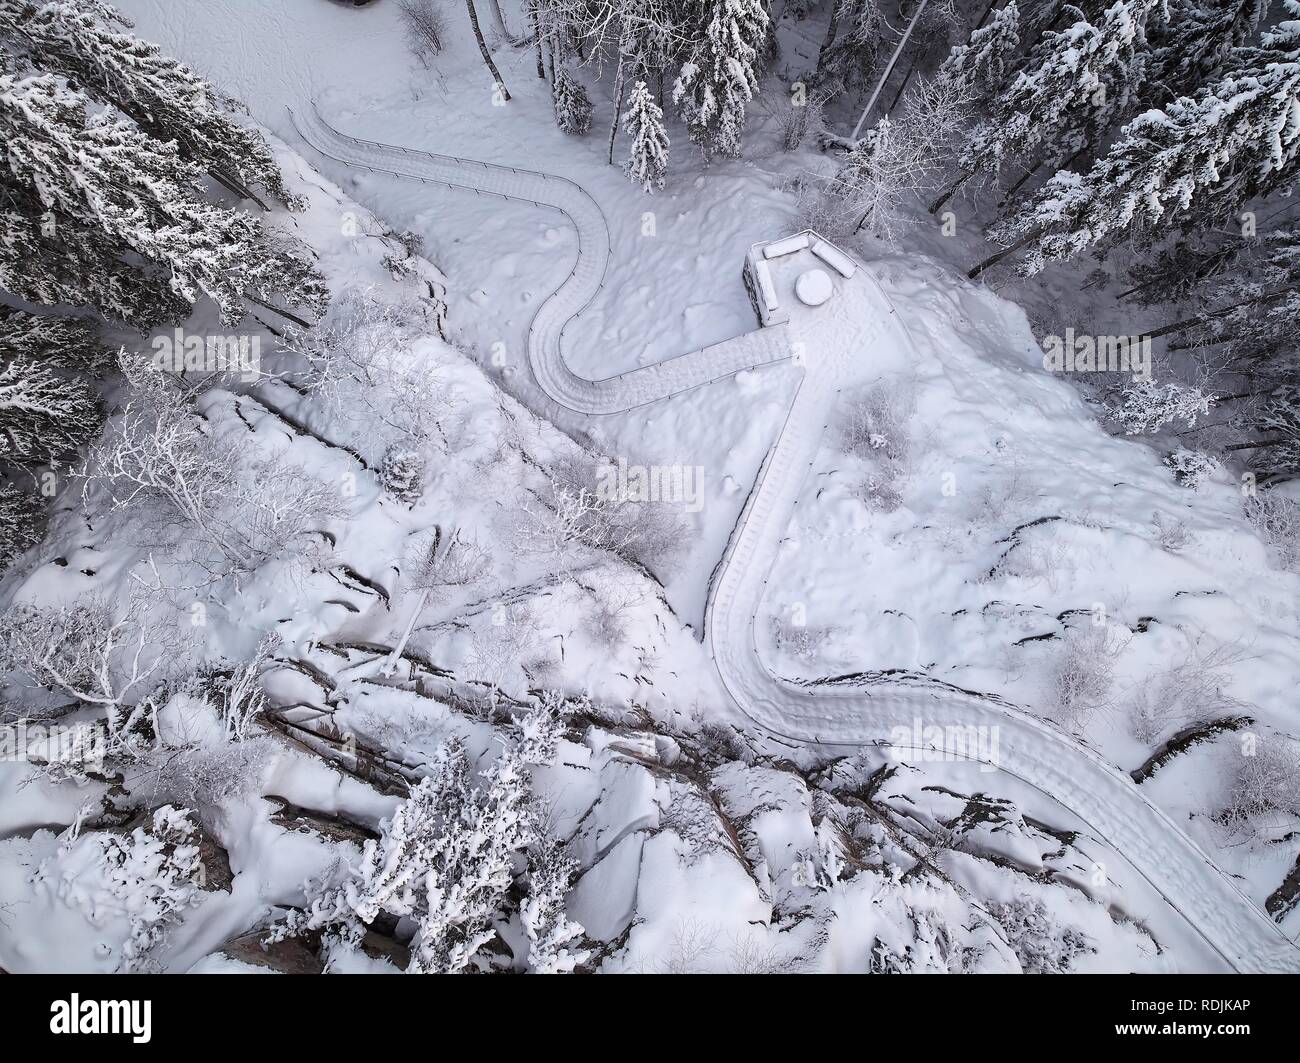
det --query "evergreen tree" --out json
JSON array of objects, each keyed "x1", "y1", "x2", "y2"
[
  {"x1": 1149, "y1": 0, "x2": 1266, "y2": 102},
  {"x1": 274, "y1": 702, "x2": 575, "y2": 973},
  {"x1": 817, "y1": 0, "x2": 886, "y2": 92},
  {"x1": 983, "y1": 10, "x2": 1300, "y2": 276},
  {"x1": 937, "y1": 1, "x2": 1022, "y2": 94},
  {"x1": 0, "y1": 308, "x2": 102, "y2": 471},
  {"x1": 0, "y1": 482, "x2": 42, "y2": 569},
  {"x1": 0, "y1": 0, "x2": 300, "y2": 208},
  {"x1": 960, "y1": 1, "x2": 1157, "y2": 184},
  {"x1": 552, "y1": 64, "x2": 593, "y2": 135},
  {"x1": 673, "y1": 0, "x2": 769, "y2": 158},
  {"x1": 0, "y1": 182, "x2": 189, "y2": 326},
  {"x1": 0, "y1": 5, "x2": 326, "y2": 329},
  {"x1": 521, "y1": 838, "x2": 589, "y2": 973},
  {"x1": 622, "y1": 80, "x2": 670, "y2": 192}
]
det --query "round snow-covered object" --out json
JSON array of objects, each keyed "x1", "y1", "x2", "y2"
[{"x1": 795, "y1": 268, "x2": 833, "y2": 307}]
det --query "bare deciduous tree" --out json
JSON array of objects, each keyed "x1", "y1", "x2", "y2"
[
  {"x1": 811, "y1": 78, "x2": 973, "y2": 242},
  {"x1": 0, "y1": 594, "x2": 181, "y2": 734},
  {"x1": 396, "y1": 0, "x2": 447, "y2": 64},
  {"x1": 285, "y1": 292, "x2": 457, "y2": 454},
  {"x1": 514, "y1": 453, "x2": 684, "y2": 570}
]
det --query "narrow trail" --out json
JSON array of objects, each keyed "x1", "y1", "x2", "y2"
[{"x1": 290, "y1": 106, "x2": 1300, "y2": 974}]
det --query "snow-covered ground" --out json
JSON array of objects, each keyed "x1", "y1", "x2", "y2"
[{"x1": 1, "y1": 0, "x2": 1296, "y2": 974}]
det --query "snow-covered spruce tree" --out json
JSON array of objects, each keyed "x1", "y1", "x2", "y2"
[
  {"x1": 0, "y1": 309, "x2": 102, "y2": 472},
  {"x1": 1239, "y1": 399, "x2": 1300, "y2": 481},
  {"x1": 990, "y1": 897, "x2": 1095, "y2": 973},
  {"x1": 0, "y1": 175, "x2": 188, "y2": 326},
  {"x1": 976, "y1": 5, "x2": 1300, "y2": 277},
  {"x1": 274, "y1": 702, "x2": 585, "y2": 973},
  {"x1": 521, "y1": 837, "x2": 589, "y2": 972},
  {"x1": 379, "y1": 444, "x2": 427, "y2": 504},
  {"x1": 0, "y1": 0, "x2": 301, "y2": 209},
  {"x1": 958, "y1": 1, "x2": 1158, "y2": 191},
  {"x1": 0, "y1": 28, "x2": 325, "y2": 328},
  {"x1": 553, "y1": 63, "x2": 593, "y2": 134},
  {"x1": 816, "y1": 0, "x2": 886, "y2": 92},
  {"x1": 937, "y1": 0, "x2": 1021, "y2": 94},
  {"x1": 673, "y1": 0, "x2": 769, "y2": 159},
  {"x1": 622, "y1": 80, "x2": 669, "y2": 191},
  {"x1": 1178, "y1": 231, "x2": 1300, "y2": 352},
  {"x1": 1148, "y1": 0, "x2": 1266, "y2": 103},
  {"x1": 0, "y1": 482, "x2": 42, "y2": 568}
]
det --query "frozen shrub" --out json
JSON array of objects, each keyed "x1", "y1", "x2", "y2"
[
  {"x1": 990, "y1": 897, "x2": 1094, "y2": 974},
  {"x1": 1244, "y1": 489, "x2": 1300, "y2": 571},
  {"x1": 1050, "y1": 623, "x2": 1129, "y2": 728},
  {"x1": 855, "y1": 470, "x2": 904, "y2": 512},
  {"x1": 33, "y1": 806, "x2": 203, "y2": 972},
  {"x1": 0, "y1": 595, "x2": 178, "y2": 735},
  {"x1": 793, "y1": 172, "x2": 853, "y2": 239},
  {"x1": 694, "y1": 718, "x2": 749, "y2": 766},
  {"x1": 771, "y1": 616, "x2": 829, "y2": 664},
  {"x1": 1150, "y1": 510, "x2": 1189, "y2": 553},
  {"x1": 240, "y1": 453, "x2": 349, "y2": 569},
  {"x1": 380, "y1": 445, "x2": 427, "y2": 504},
  {"x1": 516, "y1": 454, "x2": 686, "y2": 570},
  {"x1": 662, "y1": 918, "x2": 721, "y2": 973},
  {"x1": 1218, "y1": 738, "x2": 1300, "y2": 832},
  {"x1": 760, "y1": 88, "x2": 828, "y2": 151},
  {"x1": 1110, "y1": 380, "x2": 1214, "y2": 435},
  {"x1": 1127, "y1": 639, "x2": 1246, "y2": 744},
  {"x1": 467, "y1": 603, "x2": 540, "y2": 695},
  {"x1": 842, "y1": 381, "x2": 912, "y2": 461},
  {"x1": 214, "y1": 643, "x2": 273, "y2": 743},
  {"x1": 84, "y1": 361, "x2": 346, "y2": 576},
  {"x1": 151, "y1": 737, "x2": 274, "y2": 807},
  {"x1": 584, "y1": 596, "x2": 630, "y2": 650},
  {"x1": 842, "y1": 379, "x2": 914, "y2": 511},
  {"x1": 382, "y1": 229, "x2": 426, "y2": 282},
  {"x1": 1164, "y1": 447, "x2": 1219, "y2": 489},
  {"x1": 396, "y1": 0, "x2": 446, "y2": 63},
  {"x1": 285, "y1": 292, "x2": 456, "y2": 454},
  {"x1": 403, "y1": 527, "x2": 490, "y2": 601}
]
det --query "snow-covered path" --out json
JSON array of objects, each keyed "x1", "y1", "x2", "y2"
[
  {"x1": 291, "y1": 109, "x2": 1300, "y2": 973},
  {"x1": 291, "y1": 106, "x2": 793, "y2": 413}
]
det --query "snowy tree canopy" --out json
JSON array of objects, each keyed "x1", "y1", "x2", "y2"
[
  {"x1": 622, "y1": 79, "x2": 670, "y2": 192},
  {"x1": 961, "y1": 0, "x2": 1161, "y2": 176},
  {"x1": 0, "y1": 308, "x2": 102, "y2": 470},
  {"x1": 1150, "y1": 0, "x2": 1267, "y2": 100},
  {"x1": 0, "y1": 2, "x2": 325, "y2": 327},
  {"x1": 994, "y1": 11, "x2": 1300, "y2": 273},
  {"x1": 672, "y1": 0, "x2": 769, "y2": 158},
  {"x1": 0, "y1": 0, "x2": 300, "y2": 208},
  {"x1": 937, "y1": 1, "x2": 1022, "y2": 94},
  {"x1": 273, "y1": 700, "x2": 587, "y2": 974}
]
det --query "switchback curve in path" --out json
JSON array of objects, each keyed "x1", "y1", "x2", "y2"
[{"x1": 289, "y1": 105, "x2": 1300, "y2": 974}]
